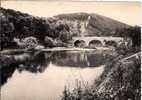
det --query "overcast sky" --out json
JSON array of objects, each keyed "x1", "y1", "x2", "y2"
[{"x1": 1, "y1": 1, "x2": 141, "y2": 26}]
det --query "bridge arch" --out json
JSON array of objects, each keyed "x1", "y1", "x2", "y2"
[
  {"x1": 88, "y1": 40, "x2": 103, "y2": 48},
  {"x1": 105, "y1": 40, "x2": 117, "y2": 47},
  {"x1": 72, "y1": 36, "x2": 124, "y2": 48},
  {"x1": 74, "y1": 40, "x2": 86, "y2": 47}
]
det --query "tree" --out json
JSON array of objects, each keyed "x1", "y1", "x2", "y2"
[{"x1": 115, "y1": 26, "x2": 141, "y2": 51}]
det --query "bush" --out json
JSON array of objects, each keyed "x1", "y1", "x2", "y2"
[{"x1": 61, "y1": 53, "x2": 141, "y2": 100}]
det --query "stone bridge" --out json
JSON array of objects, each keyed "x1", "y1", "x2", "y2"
[{"x1": 72, "y1": 36, "x2": 124, "y2": 47}]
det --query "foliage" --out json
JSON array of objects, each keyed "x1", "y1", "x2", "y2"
[
  {"x1": 61, "y1": 53, "x2": 141, "y2": 100},
  {"x1": 0, "y1": 7, "x2": 72, "y2": 50},
  {"x1": 116, "y1": 26, "x2": 141, "y2": 51}
]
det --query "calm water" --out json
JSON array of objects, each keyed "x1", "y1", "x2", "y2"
[{"x1": 1, "y1": 50, "x2": 116, "y2": 100}]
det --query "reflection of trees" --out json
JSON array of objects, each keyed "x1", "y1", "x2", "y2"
[
  {"x1": 0, "y1": 55, "x2": 18, "y2": 86},
  {"x1": 51, "y1": 51, "x2": 68, "y2": 63},
  {"x1": 0, "y1": 51, "x2": 52, "y2": 86},
  {"x1": 0, "y1": 51, "x2": 116, "y2": 86},
  {"x1": 1, "y1": 64, "x2": 17, "y2": 86},
  {"x1": 52, "y1": 51, "x2": 114, "y2": 67},
  {"x1": 17, "y1": 51, "x2": 51, "y2": 73}
]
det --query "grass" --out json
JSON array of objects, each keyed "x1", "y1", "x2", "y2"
[{"x1": 61, "y1": 52, "x2": 141, "y2": 100}]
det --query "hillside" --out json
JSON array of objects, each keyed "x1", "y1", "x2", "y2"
[
  {"x1": 0, "y1": 8, "x2": 141, "y2": 100},
  {"x1": 94, "y1": 52, "x2": 141, "y2": 99},
  {"x1": 0, "y1": 7, "x2": 71, "y2": 49},
  {"x1": 61, "y1": 52, "x2": 141, "y2": 100},
  {"x1": 0, "y1": 8, "x2": 140, "y2": 50},
  {"x1": 54, "y1": 13, "x2": 131, "y2": 36}
]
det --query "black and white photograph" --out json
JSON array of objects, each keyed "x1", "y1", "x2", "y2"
[{"x1": 0, "y1": 0, "x2": 141, "y2": 100}]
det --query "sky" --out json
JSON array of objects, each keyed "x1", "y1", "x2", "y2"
[{"x1": 1, "y1": 1, "x2": 141, "y2": 26}]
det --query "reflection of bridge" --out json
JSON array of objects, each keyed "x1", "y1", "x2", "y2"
[{"x1": 72, "y1": 36, "x2": 124, "y2": 47}]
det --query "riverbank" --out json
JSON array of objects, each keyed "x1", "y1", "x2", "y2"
[
  {"x1": 61, "y1": 52, "x2": 141, "y2": 100},
  {"x1": 0, "y1": 47, "x2": 114, "y2": 56}
]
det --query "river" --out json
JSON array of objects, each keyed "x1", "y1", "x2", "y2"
[{"x1": 1, "y1": 50, "x2": 116, "y2": 100}]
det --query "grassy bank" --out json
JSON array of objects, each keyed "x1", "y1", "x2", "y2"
[{"x1": 61, "y1": 52, "x2": 141, "y2": 100}]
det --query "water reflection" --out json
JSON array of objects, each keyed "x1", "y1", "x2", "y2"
[
  {"x1": 52, "y1": 51, "x2": 114, "y2": 67},
  {"x1": 1, "y1": 50, "x2": 115, "y2": 86},
  {"x1": 1, "y1": 50, "x2": 117, "y2": 100},
  {"x1": 1, "y1": 64, "x2": 105, "y2": 100},
  {"x1": 1, "y1": 64, "x2": 17, "y2": 86},
  {"x1": 17, "y1": 51, "x2": 51, "y2": 73}
]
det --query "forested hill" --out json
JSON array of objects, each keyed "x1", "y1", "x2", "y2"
[
  {"x1": 0, "y1": 7, "x2": 71, "y2": 49},
  {"x1": 0, "y1": 7, "x2": 140, "y2": 49},
  {"x1": 54, "y1": 13, "x2": 131, "y2": 36}
]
